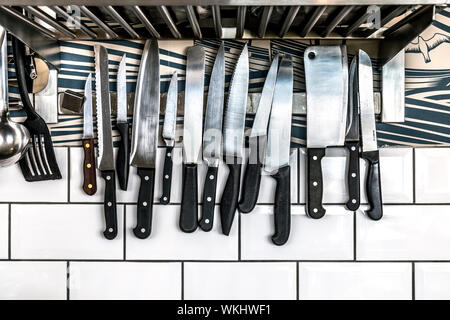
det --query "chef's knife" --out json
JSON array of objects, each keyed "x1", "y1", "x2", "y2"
[
  {"x1": 220, "y1": 44, "x2": 249, "y2": 235},
  {"x1": 116, "y1": 54, "x2": 129, "y2": 191},
  {"x1": 264, "y1": 54, "x2": 293, "y2": 246},
  {"x1": 180, "y1": 46, "x2": 205, "y2": 233},
  {"x1": 304, "y1": 46, "x2": 346, "y2": 219},
  {"x1": 94, "y1": 45, "x2": 117, "y2": 240},
  {"x1": 130, "y1": 40, "x2": 160, "y2": 239},
  {"x1": 199, "y1": 43, "x2": 225, "y2": 232},
  {"x1": 160, "y1": 71, "x2": 178, "y2": 205},
  {"x1": 345, "y1": 56, "x2": 361, "y2": 211},
  {"x1": 81, "y1": 73, "x2": 97, "y2": 196},
  {"x1": 358, "y1": 49, "x2": 383, "y2": 220},
  {"x1": 239, "y1": 54, "x2": 279, "y2": 214}
]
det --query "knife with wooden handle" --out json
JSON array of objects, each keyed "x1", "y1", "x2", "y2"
[{"x1": 81, "y1": 73, "x2": 96, "y2": 196}]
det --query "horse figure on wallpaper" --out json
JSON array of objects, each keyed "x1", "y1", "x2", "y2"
[{"x1": 406, "y1": 33, "x2": 450, "y2": 63}]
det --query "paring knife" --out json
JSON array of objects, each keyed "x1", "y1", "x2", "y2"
[
  {"x1": 239, "y1": 54, "x2": 279, "y2": 214},
  {"x1": 130, "y1": 40, "x2": 160, "y2": 239},
  {"x1": 304, "y1": 46, "x2": 346, "y2": 219},
  {"x1": 264, "y1": 54, "x2": 293, "y2": 246},
  {"x1": 180, "y1": 46, "x2": 205, "y2": 233},
  {"x1": 94, "y1": 45, "x2": 117, "y2": 240},
  {"x1": 345, "y1": 56, "x2": 361, "y2": 211},
  {"x1": 220, "y1": 44, "x2": 249, "y2": 236},
  {"x1": 81, "y1": 73, "x2": 97, "y2": 196},
  {"x1": 116, "y1": 54, "x2": 130, "y2": 191},
  {"x1": 199, "y1": 43, "x2": 225, "y2": 232},
  {"x1": 358, "y1": 50, "x2": 383, "y2": 220},
  {"x1": 160, "y1": 71, "x2": 178, "y2": 205}
]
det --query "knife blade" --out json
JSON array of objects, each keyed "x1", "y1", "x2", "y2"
[
  {"x1": 94, "y1": 44, "x2": 117, "y2": 240},
  {"x1": 81, "y1": 73, "x2": 97, "y2": 196},
  {"x1": 160, "y1": 71, "x2": 178, "y2": 205},
  {"x1": 358, "y1": 49, "x2": 383, "y2": 220},
  {"x1": 180, "y1": 45, "x2": 205, "y2": 233},
  {"x1": 199, "y1": 42, "x2": 225, "y2": 232},
  {"x1": 220, "y1": 43, "x2": 249, "y2": 236},
  {"x1": 116, "y1": 54, "x2": 130, "y2": 191},
  {"x1": 304, "y1": 46, "x2": 345, "y2": 219},
  {"x1": 345, "y1": 56, "x2": 361, "y2": 211},
  {"x1": 238, "y1": 54, "x2": 279, "y2": 214},
  {"x1": 264, "y1": 54, "x2": 293, "y2": 246},
  {"x1": 130, "y1": 40, "x2": 160, "y2": 238}
]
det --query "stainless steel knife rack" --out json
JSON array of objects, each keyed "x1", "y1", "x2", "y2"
[{"x1": 0, "y1": 1, "x2": 446, "y2": 122}]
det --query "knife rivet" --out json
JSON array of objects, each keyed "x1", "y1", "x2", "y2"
[
  {"x1": 352, "y1": 173, "x2": 356, "y2": 178},
  {"x1": 352, "y1": 199, "x2": 357, "y2": 204},
  {"x1": 313, "y1": 156, "x2": 318, "y2": 160},
  {"x1": 107, "y1": 202, "x2": 112, "y2": 207},
  {"x1": 313, "y1": 181, "x2": 318, "y2": 187},
  {"x1": 88, "y1": 184, "x2": 93, "y2": 189},
  {"x1": 87, "y1": 163, "x2": 91, "y2": 168},
  {"x1": 141, "y1": 228, "x2": 146, "y2": 233},
  {"x1": 106, "y1": 175, "x2": 111, "y2": 180},
  {"x1": 108, "y1": 228, "x2": 113, "y2": 233},
  {"x1": 351, "y1": 146, "x2": 356, "y2": 151},
  {"x1": 85, "y1": 143, "x2": 90, "y2": 148},
  {"x1": 143, "y1": 202, "x2": 148, "y2": 207},
  {"x1": 207, "y1": 197, "x2": 212, "y2": 202},
  {"x1": 163, "y1": 197, "x2": 168, "y2": 201},
  {"x1": 165, "y1": 175, "x2": 169, "y2": 179},
  {"x1": 205, "y1": 219, "x2": 210, "y2": 224},
  {"x1": 145, "y1": 176, "x2": 149, "y2": 181},
  {"x1": 167, "y1": 152, "x2": 171, "y2": 157},
  {"x1": 313, "y1": 208, "x2": 318, "y2": 213},
  {"x1": 209, "y1": 175, "x2": 214, "y2": 180}
]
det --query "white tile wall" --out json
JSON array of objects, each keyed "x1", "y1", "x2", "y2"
[
  {"x1": 415, "y1": 263, "x2": 450, "y2": 300},
  {"x1": 0, "y1": 205, "x2": 8, "y2": 259},
  {"x1": 298, "y1": 262, "x2": 412, "y2": 300},
  {"x1": 184, "y1": 262, "x2": 297, "y2": 300},
  {"x1": 69, "y1": 262, "x2": 181, "y2": 300}
]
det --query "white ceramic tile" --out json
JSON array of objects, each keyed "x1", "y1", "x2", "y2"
[
  {"x1": 241, "y1": 205, "x2": 353, "y2": 260},
  {"x1": 298, "y1": 262, "x2": 412, "y2": 300},
  {"x1": 415, "y1": 263, "x2": 450, "y2": 300},
  {"x1": 0, "y1": 262, "x2": 67, "y2": 300},
  {"x1": 357, "y1": 205, "x2": 450, "y2": 260},
  {"x1": 0, "y1": 147, "x2": 68, "y2": 202},
  {"x1": 0, "y1": 205, "x2": 8, "y2": 259},
  {"x1": 126, "y1": 205, "x2": 238, "y2": 260},
  {"x1": 184, "y1": 262, "x2": 297, "y2": 300},
  {"x1": 11, "y1": 204, "x2": 124, "y2": 259},
  {"x1": 415, "y1": 148, "x2": 450, "y2": 203},
  {"x1": 299, "y1": 147, "x2": 413, "y2": 204},
  {"x1": 69, "y1": 262, "x2": 181, "y2": 300}
]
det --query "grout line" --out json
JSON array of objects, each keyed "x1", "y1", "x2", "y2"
[
  {"x1": 297, "y1": 148, "x2": 301, "y2": 205},
  {"x1": 238, "y1": 211, "x2": 241, "y2": 261},
  {"x1": 5, "y1": 202, "x2": 450, "y2": 206},
  {"x1": 8, "y1": 204, "x2": 11, "y2": 260},
  {"x1": 67, "y1": 147, "x2": 71, "y2": 203},
  {"x1": 412, "y1": 262, "x2": 415, "y2": 300},
  {"x1": 67, "y1": 261, "x2": 70, "y2": 301},
  {"x1": 296, "y1": 262, "x2": 299, "y2": 300},
  {"x1": 123, "y1": 205, "x2": 126, "y2": 261},
  {"x1": 412, "y1": 148, "x2": 416, "y2": 204},
  {"x1": 353, "y1": 210, "x2": 357, "y2": 261},
  {"x1": 181, "y1": 262, "x2": 184, "y2": 300}
]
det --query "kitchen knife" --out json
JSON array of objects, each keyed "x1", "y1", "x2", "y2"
[
  {"x1": 130, "y1": 40, "x2": 160, "y2": 239},
  {"x1": 160, "y1": 71, "x2": 178, "y2": 205},
  {"x1": 94, "y1": 45, "x2": 117, "y2": 240},
  {"x1": 304, "y1": 46, "x2": 346, "y2": 219},
  {"x1": 116, "y1": 54, "x2": 129, "y2": 191},
  {"x1": 180, "y1": 46, "x2": 205, "y2": 233},
  {"x1": 220, "y1": 44, "x2": 249, "y2": 235},
  {"x1": 239, "y1": 54, "x2": 279, "y2": 214},
  {"x1": 345, "y1": 56, "x2": 361, "y2": 211},
  {"x1": 199, "y1": 43, "x2": 225, "y2": 232},
  {"x1": 358, "y1": 49, "x2": 383, "y2": 220},
  {"x1": 264, "y1": 54, "x2": 293, "y2": 246},
  {"x1": 81, "y1": 73, "x2": 97, "y2": 196}
]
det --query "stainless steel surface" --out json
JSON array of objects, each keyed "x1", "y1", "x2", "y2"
[
  {"x1": 345, "y1": 56, "x2": 360, "y2": 141},
  {"x1": 117, "y1": 54, "x2": 127, "y2": 123},
  {"x1": 104, "y1": 5, "x2": 140, "y2": 39},
  {"x1": 157, "y1": 6, "x2": 181, "y2": 39},
  {"x1": 250, "y1": 54, "x2": 279, "y2": 138},
  {"x1": 344, "y1": 7, "x2": 372, "y2": 36},
  {"x1": 34, "y1": 67, "x2": 58, "y2": 124},
  {"x1": 382, "y1": 49, "x2": 405, "y2": 122},
  {"x1": 82, "y1": 73, "x2": 94, "y2": 139},
  {"x1": 236, "y1": 6, "x2": 246, "y2": 38},
  {"x1": 305, "y1": 46, "x2": 346, "y2": 148},
  {"x1": 203, "y1": 43, "x2": 225, "y2": 168},
  {"x1": 299, "y1": 6, "x2": 327, "y2": 37},
  {"x1": 264, "y1": 54, "x2": 293, "y2": 173},
  {"x1": 131, "y1": 6, "x2": 160, "y2": 38},
  {"x1": 49, "y1": 5, "x2": 97, "y2": 38},
  {"x1": 95, "y1": 45, "x2": 115, "y2": 171},
  {"x1": 359, "y1": 49, "x2": 378, "y2": 152},
  {"x1": 162, "y1": 71, "x2": 178, "y2": 147},
  {"x1": 223, "y1": 44, "x2": 249, "y2": 160},
  {"x1": 322, "y1": 5, "x2": 354, "y2": 37},
  {"x1": 24, "y1": 6, "x2": 76, "y2": 39},
  {"x1": 212, "y1": 5, "x2": 222, "y2": 38},
  {"x1": 186, "y1": 5, "x2": 202, "y2": 39},
  {"x1": 258, "y1": 6, "x2": 273, "y2": 38},
  {"x1": 279, "y1": 6, "x2": 300, "y2": 37},
  {"x1": 130, "y1": 40, "x2": 160, "y2": 168},
  {"x1": 79, "y1": 5, "x2": 118, "y2": 39},
  {"x1": 340, "y1": 45, "x2": 348, "y2": 144},
  {"x1": 183, "y1": 45, "x2": 205, "y2": 164},
  {"x1": 0, "y1": 27, "x2": 30, "y2": 167}
]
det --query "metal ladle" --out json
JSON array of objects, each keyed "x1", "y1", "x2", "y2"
[{"x1": 0, "y1": 26, "x2": 30, "y2": 167}]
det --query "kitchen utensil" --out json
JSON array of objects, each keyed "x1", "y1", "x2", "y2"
[
  {"x1": 304, "y1": 46, "x2": 346, "y2": 219},
  {"x1": 180, "y1": 45, "x2": 205, "y2": 233},
  {"x1": 239, "y1": 53, "x2": 279, "y2": 213},
  {"x1": 0, "y1": 28, "x2": 30, "y2": 167},
  {"x1": 359, "y1": 49, "x2": 383, "y2": 220},
  {"x1": 199, "y1": 43, "x2": 225, "y2": 232},
  {"x1": 81, "y1": 73, "x2": 96, "y2": 196},
  {"x1": 116, "y1": 54, "x2": 129, "y2": 191},
  {"x1": 264, "y1": 54, "x2": 293, "y2": 246},
  {"x1": 160, "y1": 71, "x2": 178, "y2": 205},
  {"x1": 130, "y1": 40, "x2": 160, "y2": 239},
  {"x1": 220, "y1": 43, "x2": 249, "y2": 235},
  {"x1": 12, "y1": 36, "x2": 61, "y2": 181},
  {"x1": 345, "y1": 56, "x2": 361, "y2": 211},
  {"x1": 94, "y1": 44, "x2": 117, "y2": 240}
]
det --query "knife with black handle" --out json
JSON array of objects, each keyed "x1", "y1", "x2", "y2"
[
  {"x1": 116, "y1": 54, "x2": 129, "y2": 191},
  {"x1": 239, "y1": 137, "x2": 262, "y2": 213},
  {"x1": 306, "y1": 148, "x2": 326, "y2": 219},
  {"x1": 160, "y1": 146, "x2": 174, "y2": 205},
  {"x1": 101, "y1": 170, "x2": 118, "y2": 239},
  {"x1": 221, "y1": 160, "x2": 242, "y2": 235}
]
